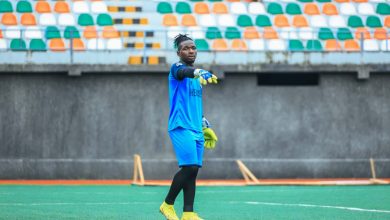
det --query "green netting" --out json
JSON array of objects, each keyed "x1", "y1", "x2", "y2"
[
  {"x1": 30, "y1": 39, "x2": 46, "y2": 51},
  {"x1": 194, "y1": 39, "x2": 209, "y2": 51},
  {"x1": 348, "y1": 16, "x2": 364, "y2": 28},
  {"x1": 175, "y1": 2, "x2": 191, "y2": 14},
  {"x1": 206, "y1": 27, "x2": 222, "y2": 39},
  {"x1": 0, "y1": 1, "x2": 13, "y2": 13},
  {"x1": 237, "y1": 15, "x2": 253, "y2": 27},
  {"x1": 306, "y1": 39, "x2": 323, "y2": 51},
  {"x1": 64, "y1": 26, "x2": 81, "y2": 39},
  {"x1": 78, "y1": 14, "x2": 94, "y2": 26},
  {"x1": 267, "y1": 3, "x2": 283, "y2": 15},
  {"x1": 318, "y1": 28, "x2": 335, "y2": 40},
  {"x1": 225, "y1": 27, "x2": 241, "y2": 39},
  {"x1": 289, "y1": 40, "x2": 304, "y2": 51},
  {"x1": 376, "y1": 3, "x2": 390, "y2": 15},
  {"x1": 16, "y1": 0, "x2": 32, "y2": 13},
  {"x1": 255, "y1": 15, "x2": 272, "y2": 27},
  {"x1": 286, "y1": 3, "x2": 302, "y2": 15},
  {"x1": 366, "y1": 16, "x2": 382, "y2": 28},
  {"x1": 337, "y1": 28, "x2": 353, "y2": 41},
  {"x1": 97, "y1": 14, "x2": 113, "y2": 26},
  {"x1": 157, "y1": 2, "x2": 173, "y2": 14},
  {"x1": 10, "y1": 39, "x2": 27, "y2": 51},
  {"x1": 45, "y1": 26, "x2": 61, "y2": 39}
]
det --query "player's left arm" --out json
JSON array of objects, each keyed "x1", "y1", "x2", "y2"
[{"x1": 172, "y1": 64, "x2": 218, "y2": 85}]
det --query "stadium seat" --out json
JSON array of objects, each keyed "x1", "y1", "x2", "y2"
[
  {"x1": 329, "y1": 16, "x2": 347, "y2": 28},
  {"x1": 91, "y1": 1, "x2": 108, "y2": 13},
  {"x1": 73, "y1": 1, "x2": 89, "y2": 13},
  {"x1": 25, "y1": 26, "x2": 42, "y2": 39},
  {"x1": 157, "y1": 2, "x2": 173, "y2": 14},
  {"x1": 255, "y1": 15, "x2": 272, "y2": 27},
  {"x1": 344, "y1": 39, "x2": 360, "y2": 51},
  {"x1": 310, "y1": 15, "x2": 327, "y2": 28},
  {"x1": 225, "y1": 27, "x2": 241, "y2": 39},
  {"x1": 299, "y1": 27, "x2": 314, "y2": 40},
  {"x1": 10, "y1": 39, "x2": 27, "y2": 51},
  {"x1": 263, "y1": 27, "x2": 278, "y2": 39},
  {"x1": 380, "y1": 40, "x2": 390, "y2": 51},
  {"x1": 209, "y1": 0, "x2": 223, "y2": 2},
  {"x1": 97, "y1": 14, "x2": 113, "y2": 26},
  {"x1": 45, "y1": 26, "x2": 61, "y2": 39},
  {"x1": 218, "y1": 14, "x2": 235, "y2": 27},
  {"x1": 279, "y1": 27, "x2": 298, "y2": 40},
  {"x1": 243, "y1": 27, "x2": 260, "y2": 39},
  {"x1": 289, "y1": 39, "x2": 304, "y2": 51},
  {"x1": 248, "y1": 39, "x2": 265, "y2": 50},
  {"x1": 163, "y1": 14, "x2": 178, "y2": 26},
  {"x1": 248, "y1": 2, "x2": 266, "y2": 15},
  {"x1": 83, "y1": 26, "x2": 98, "y2": 39},
  {"x1": 274, "y1": 15, "x2": 290, "y2": 28},
  {"x1": 366, "y1": 16, "x2": 382, "y2": 28},
  {"x1": 325, "y1": 39, "x2": 341, "y2": 51},
  {"x1": 267, "y1": 3, "x2": 283, "y2": 15},
  {"x1": 374, "y1": 28, "x2": 388, "y2": 40},
  {"x1": 358, "y1": 3, "x2": 375, "y2": 15},
  {"x1": 17, "y1": 1, "x2": 33, "y2": 13},
  {"x1": 206, "y1": 27, "x2": 222, "y2": 39},
  {"x1": 317, "y1": 0, "x2": 331, "y2": 2},
  {"x1": 87, "y1": 39, "x2": 105, "y2": 50},
  {"x1": 39, "y1": 14, "x2": 56, "y2": 26},
  {"x1": 54, "y1": 1, "x2": 70, "y2": 13},
  {"x1": 70, "y1": 39, "x2": 85, "y2": 51},
  {"x1": 355, "y1": 27, "x2": 371, "y2": 39},
  {"x1": 306, "y1": 40, "x2": 322, "y2": 51},
  {"x1": 304, "y1": 3, "x2": 320, "y2": 15},
  {"x1": 376, "y1": 3, "x2": 390, "y2": 15},
  {"x1": 0, "y1": 30, "x2": 2, "y2": 38},
  {"x1": 35, "y1": 1, "x2": 51, "y2": 13},
  {"x1": 286, "y1": 3, "x2": 302, "y2": 15},
  {"x1": 363, "y1": 39, "x2": 379, "y2": 51},
  {"x1": 340, "y1": 3, "x2": 357, "y2": 15},
  {"x1": 322, "y1": 3, "x2": 338, "y2": 15},
  {"x1": 0, "y1": 1, "x2": 13, "y2": 13},
  {"x1": 212, "y1": 2, "x2": 228, "y2": 14},
  {"x1": 231, "y1": 39, "x2": 248, "y2": 51},
  {"x1": 385, "y1": 16, "x2": 390, "y2": 28},
  {"x1": 5, "y1": 26, "x2": 21, "y2": 39},
  {"x1": 212, "y1": 39, "x2": 228, "y2": 51},
  {"x1": 237, "y1": 15, "x2": 254, "y2": 27},
  {"x1": 30, "y1": 39, "x2": 46, "y2": 51},
  {"x1": 175, "y1": 2, "x2": 192, "y2": 14},
  {"x1": 292, "y1": 15, "x2": 308, "y2": 27},
  {"x1": 58, "y1": 14, "x2": 75, "y2": 26},
  {"x1": 21, "y1": 13, "x2": 36, "y2": 26},
  {"x1": 1, "y1": 13, "x2": 17, "y2": 26},
  {"x1": 188, "y1": 26, "x2": 205, "y2": 39},
  {"x1": 199, "y1": 14, "x2": 216, "y2": 27},
  {"x1": 318, "y1": 28, "x2": 335, "y2": 40},
  {"x1": 78, "y1": 14, "x2": 94, "y2": 26},
  {"x1": 102, "y1": 26, "x2": 120, "y2": 38},
  {"x1": 267, "y1": 39, "x2": 286, "y2": 51},
  {"x1": 194, "y1": 39, "x2": 209, "y2": 51},
  {"x1": 337, "y1": 28, "x2": 353, "y2": 40},
  {"x1": 49, "y1": 38, "x2": 66, "y2": 51},
  {"x1": 230, "y1": 2, "x2": 247, "y2": 14},
  {"x1": 181, "y1": 14, "x2": 197, "y2": 26},
  {"x1": 194, "y1": 2, "x2": 210, "y2": 14},
  {"x1": 0, "y1": 39, "x2": 6, "y2": 50},
  {"x1": 64, "y1": 26, "x2": 80, "y2": 39},
  {"x1": 348, "y1": 16, "x2": 364, "y2": 28},
  {"x1": 353, "y1": 0, "x2": 368, "y2": 3},
  {"x1": 106, "y1": 38, "x2": 122, "y2": 50}
]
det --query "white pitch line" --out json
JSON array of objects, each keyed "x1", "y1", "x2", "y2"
[
  {"x1": 0, "y1": 202, "x2": 158, "y2": 206},
  {"x1": 230, "y1": 201, "x2": 390, "y2": 214}
]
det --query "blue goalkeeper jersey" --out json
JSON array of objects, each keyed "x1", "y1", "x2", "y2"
[{"x1": 168, "y1": 62, "x2": 203, "y2": 132}]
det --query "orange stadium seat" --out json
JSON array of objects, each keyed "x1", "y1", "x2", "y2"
[
  {"x1": 181, "y1": 14, "x2": 197, "y2": 26},
  {"x1": 163, "y1": 14, "x2": 178, "y2": 26},
  {"x1": 212, "y1": 3, "x2": 228, "y2": 14},
  {"x1": 49, "y1": 38, "x2": 66, "y2": 51},
  {"x1": 374, "y1": 28, "x2": 388, "y2": 40},
  {"x1": 102, "y1": 26, "x2": 119, "y2": 38},
  {"x1": 83, "y1": 26, "x2": 98, "y2": 39},
  {"x1": 35, "y1": 1, "x2": 51, "y2": 13},
  {"x1": 231, "y1": 39, "x2": 248, "y2": 51},
  {"x1": 335, "y1": 0, "x2": 350, "y2": 2},
  {"x1": 322, "y1": 3, "x2": 338, "y2": 16},
  {"x1": 353, "y1": 0, "x2": 367, "y2": 3},
  {"x1": 0, "y1": 30, "x2": 2, "y2": 38},
  {"x1": 1, "y1": 13, "x2": 17, "y2": 25},
  {"x1": 274, "y1": 15, "x2": 290, "y2": 28},
  {"x1": 304, "y1": 3, "x2": 320, "y2": 15},
  {"x1": 385, "y1": 16, "x2": 390, "y2": 28},
  {"x1": 194, "y1": 2, "x2": 210, "y2": 14},
  {"x1": 212, "y1": 39, "x2": 228, "y2": 51},
  {"x1": 263, "y1": 27, "x2": 278, "y2": 39},
  {"x1": 355, "y1": 27, "x2": 371, "y2": 39},
  {"x1": 243, "y1": 27, "x2": 260, "y2": 39},
  {"x1": 21, "y1": 13, "x2": 36, "y2": 26},
  {"x1": 325, "y1": 39, "x2": 341, "y2": 51},
  {"x1": 292, "y1": 15, "x2": 308, "y2": 28},
  {"x1": 54, "y1": 2, "x2": 70, "y2": 13},
  {"x1": 70, "y1": 38, "x2": 85, "y2": 51},
  {"x1": 344, "y1": 39, "x2": 360, "y2": 51}
]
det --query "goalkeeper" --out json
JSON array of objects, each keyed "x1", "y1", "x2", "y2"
[{"x1": 159, "y1": 34, "x2": 218, "y2": 220}]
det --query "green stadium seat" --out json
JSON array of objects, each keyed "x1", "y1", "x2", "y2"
[
  {"x1": 366, "y1": 16, "x2": 382, "y2": 28},
  {"x1": 306, "y1": 40, "x2": 322, "y2": 51},
  {"x1": 189, "y1": 0, "x2": 204, "y2": 1},
  {"x1": 298, "y1": 0, "x2": 313, "y2": 2},
  {"x1": 16, "y1": 1, "x2": 32, "y2": 13},
  {"x1": 376, "y1": 3, "x2": 390, "y2": 15},
  {"x1": 286, "y1": 3, "x2": 302, "y2": 15},
  {"x1": 30, "y1": 39, "x2": 46, "y2": 51},
  {"x1": 45, "y1": 26, "x2": 61, "y2": 39},
  {"x1": 97, "y1": 14, "x2": 113, "y2": 26},
  {"x1": 337, "y1": 28, "x2": 353, "y2": 41},
  {"x1": 237, "y1": 15, "x2": 253, "y2": 27},
  {"x1": 0, "y1": 0, "x2": 13, "y2": 13},
  {"x1": 348, "y1": 16, "x2": 364, "y2": 28},
  {"x1": 206, "y1": 27, "x2": 222, "y2": 39},
  {"x1": 289, "y1": 40, "x2": 304, "y2": 51},
  {"x1": 208, "y1": 0, "x2": 222, "y2": 1},
  {"x1": 267, "y1": 3, "x2": 283, "y2": 15},
  {"x1": 316, "y1": 0, "x2": 331, "y2": 2},
  {"x1": 157, "y1": 2, "x2": 173, "y2": 14},
  {"x1": 255, "y1": 15, "x2": 272, "y2": 27},
  {"x1": 175, "y1": 2, "x2": 191, "y2": 14},
  {"x1": 225, "y1": 27, "x2": 241, "y2": 39},
  {"x1": 64, "y1": 26, "x2": 81, "y2": 39},
  {"x1": 78, "y1": 14, "x2": 94, "y2": 26},
  {"x1": 10, "y1": 39, "x2": 27, "y2": 51},
  {"x1": 318, "y1": 28, "x2": 335, "y2": 40},
  {"x1": 194, "y1": 39, "x2": 209, "y2": 51}
]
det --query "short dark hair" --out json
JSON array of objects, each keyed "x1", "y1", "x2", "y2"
[{"x1": 174, "y1": 34, "x2": 193, "y2": 51}]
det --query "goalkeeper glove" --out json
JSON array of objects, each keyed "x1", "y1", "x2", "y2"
[
  {"x1": 202, "y1": 116, "x2": 218, "y2": 149},
  {"x1": 194, "y1": 69, "x2": 218, "y2": 85}
]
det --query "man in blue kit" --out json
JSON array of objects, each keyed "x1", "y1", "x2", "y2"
[{"x1": 159, "y1": 34, "x2": 218, "y2": 220}]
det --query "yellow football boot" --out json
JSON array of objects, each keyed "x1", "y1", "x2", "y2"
[
  {"x1": 159, "y1": 202, "x2": 179, "y2": 220},
  {"x1": 181, "y1": 212, "x2": 204, "y2": 220}
]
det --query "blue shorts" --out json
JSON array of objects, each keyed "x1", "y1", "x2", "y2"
[{"x1": 169, "y1": 127, "x2": 204, "y2": 167}]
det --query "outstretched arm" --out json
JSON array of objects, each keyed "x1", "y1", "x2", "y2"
[{"x1": 173, "y1": 66, "x2": 218, "y2": 85}]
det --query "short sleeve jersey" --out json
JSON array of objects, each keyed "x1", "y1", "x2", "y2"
[{"x1": 168, "y1": 62, "x2": 203, "y2": 132}]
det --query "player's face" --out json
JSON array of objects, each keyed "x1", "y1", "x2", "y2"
[{"x1": 178, "y1": 40, "x2": 197, "y2": 65}]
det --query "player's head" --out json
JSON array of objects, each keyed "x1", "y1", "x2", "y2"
[{"x1": 174, "y1": 34, "x2": 197, "y2": 65}]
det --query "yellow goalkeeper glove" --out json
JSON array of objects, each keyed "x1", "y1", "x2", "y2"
[
  {"x1": 194, "y1": 69, "x2": 218, "y2": 86},
  {"x1": 203, "y1": 128, "x2": 218, "y2": 149}
]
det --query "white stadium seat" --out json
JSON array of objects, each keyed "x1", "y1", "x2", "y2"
[
  {"x1": 217, "y1": 14, "x2": 235, "y2": 27},
  {"x1": 73, "y1": 1, "x2": 89, "y2": 14},
  {"x1": 198, "y1": 14, "x2": 216, "y2": 27},
  {"x1": 339, "y1": 3, "x2": 356, "y2": 15},
  {"x1": 87, "y1": 39, "x2": 105, "y2": 50},
  {"x1": 187, "y1": 26, "x2": 205, "y2": 39},
  {"x1": 248, "y1": 2, "x2": 266, "y2": 15},
  {"x1": 267, "y1": 39, "x2": 286, "y2": 51},
  {"x1": 25, "y1": 26, "x2": 43, "y2": 39},
  {"x1": 0, "y1": 39, "x2": 7, "y2": 50},
  {"x1": 58, "y1": 14, "x2": 75, "y2": 26},
  {"x1": 328, "y1": 16, "x2": 346, "y2": 28},
  {"x1": 363, "y1": 40, "x2": 379, "y2": 51},
  {"x1": 358, "y1": 3, "x2": 375, "y2": 15},
  {"x1": 248, "y1": 39, "x2": 265, "y2": 50},
  {"x1": 106, "y1": 38, "x2": 122, "y2": 50},
  {"x1": 39, "y1": 14, "x2": 56, "y2": 26},
  {"x1": 91, "y1": 1, "x2": 108, "y2": 13},
  {"x1": 5, "y1": 26, "x2": 21, "y2": 39},
  {"x1": 230, "y1": 2, "x2": 247, "y2": 14},
  {"x1": 310, "y1": 15, "x2": 327, "y2": 28},
  {"x1": 381, "y1": 40, "x2": 390, "y2": 51},
  {"x1": 299, "y1": 27, "x2": 314, "y2": 40}
]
